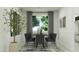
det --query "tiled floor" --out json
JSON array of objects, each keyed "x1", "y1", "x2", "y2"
[{"x1": 20, "y1": 42, "x2": 62, "y2": 52}]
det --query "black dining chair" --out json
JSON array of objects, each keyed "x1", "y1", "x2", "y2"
[
  {"x1": 45, "y1": 33, "x2": 57, "y2": 42},
  {"x1": 24, "y1": 33, "x2": 35, "y2": 45},
  {"x1": 35, "y1": 34, "x2": 45, "y2": 48}
]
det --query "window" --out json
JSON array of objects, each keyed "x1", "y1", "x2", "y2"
[{"x1": 32, "y1": 13, "x2": 48, "y2": 34}]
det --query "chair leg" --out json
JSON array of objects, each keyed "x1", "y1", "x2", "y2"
[
  {"x1": 33, "y1": 42, "x2": 35, "y2": 47},
  {"x1": 26, "y1": 42, "x2": 28, "y2": 46},
  {"x1": 45, "y1": 41, "x2": 48, "y2": 47},
  {"x1": 36, "y1": 43, "x2": 38, "y2": 48},
  {"x1": 42, "y1": 43, "x2": 45, "y2": 48}
]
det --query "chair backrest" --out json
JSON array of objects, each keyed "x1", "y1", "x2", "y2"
[
  {"x1": 48, "y1": 33, "x2": 57, "y2": 42},
  {"x1": 25, "y1": 33, "x2": 31, "y2": 38},
  {"x1": 50, "y1": 33, "x2": 56, "y2": 39},
  {"x1": 24, "y1": 33, "x2": 32, "y2": 42},
  {"x1": 36, "y1": 34, "x2": 44, "y2": 43}
]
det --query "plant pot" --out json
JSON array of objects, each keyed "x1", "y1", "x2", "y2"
[{"x1": 9, "y1": 42, "x2": 18, "y2": 52}]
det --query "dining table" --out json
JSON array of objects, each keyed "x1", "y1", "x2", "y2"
[{"x1": 32, "y1": 34, "x2": 48, "y2": 48}]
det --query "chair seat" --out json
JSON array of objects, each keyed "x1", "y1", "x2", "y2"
[{"x1": 45, "y1": 33, "x2": 57, "y2": 42}]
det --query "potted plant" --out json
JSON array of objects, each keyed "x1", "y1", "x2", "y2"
[
  {"x1": 10, "y1": 9, "x2": 21, "y2": 43},
  {"x1": 4, "y1": 8, "x2": 23, "y2": 51}
]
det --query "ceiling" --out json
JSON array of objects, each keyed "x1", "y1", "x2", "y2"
[{"x1": 23, "y1": 7, "x2": 61, "y2": 12}]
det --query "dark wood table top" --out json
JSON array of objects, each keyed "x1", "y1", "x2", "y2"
[{"x1": 32, "y1": 34, "x2": 48, "y2": 38}]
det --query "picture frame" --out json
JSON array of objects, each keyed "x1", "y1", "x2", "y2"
[
  {"x1": 60, "y1": 19, "x2": 63, "y2": 28},
  {"x1": 63, "y1": 16, "x2": 66, "y2": 28},
  {"x1": 60, "y1": 16, "x2": 66, "y2": 28}
]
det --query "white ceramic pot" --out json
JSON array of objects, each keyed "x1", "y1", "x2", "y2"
[{"x1": 9, "y1": 42, "x2": 18, "y2": 52}]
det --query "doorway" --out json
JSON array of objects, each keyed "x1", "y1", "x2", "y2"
[{"x1": 75, "y1": 16, "x2": 79, "y2": 51}]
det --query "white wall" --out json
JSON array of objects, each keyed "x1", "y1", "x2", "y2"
[
  {"x1": 56, "y1": 8, "x2": 75, "y2": 51},
  {"x1": 0, "y1": 8, "x2": 11, "y2": 51},
  {"x1": 71, "y1": 7, "x2": 79, "y2": 51}
]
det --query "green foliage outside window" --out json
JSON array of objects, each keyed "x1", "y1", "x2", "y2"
[
  {"x1": 32, "y1": 16, "x2": 39, "y2": 27},
  {"x1": 32, "y1": 16, "x2": 48, "y2": 31},
  {"x1": 41, "y1": 16, "x2": 48, "y2": 31}
]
